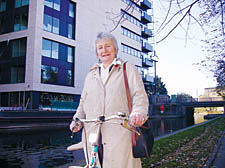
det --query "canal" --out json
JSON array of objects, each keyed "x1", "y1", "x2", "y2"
[{"x1": 0, "y1": 114, "x2": 206, "y2": 168}]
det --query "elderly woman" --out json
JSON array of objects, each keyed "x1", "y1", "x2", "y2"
[{"x1": 70, "y1": 32, "x2": 149, "y2": 168}]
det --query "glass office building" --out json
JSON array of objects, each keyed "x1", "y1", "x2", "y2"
[{"x1": 0, "y1": 0, "x2": 156, "y2": 111}]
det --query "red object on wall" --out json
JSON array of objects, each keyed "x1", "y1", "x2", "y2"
[
  {"x1": 160, "y1": 105, "x2": 164, "y2": 114},
  {"x1": 160, "y1": 105, "x2": 164, "y2": 112}
]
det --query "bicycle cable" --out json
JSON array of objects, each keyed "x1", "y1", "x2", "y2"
[{"x1": 83, "y1": 125, "x2": 90, "y2": 165}]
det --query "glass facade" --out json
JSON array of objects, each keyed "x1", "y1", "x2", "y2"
[
  {"x1": 43, "y1": 14, "x2": 60, "y2": 34},
  {"x1": 44, "y1": 0, "x2": 60, "y2": 11},
  {"x1": 0, "y1": 38, "x2": 26, "y2": 84},
  {"x1": 41, "y1": 38, "x2": 74, "y2": 86},
  {"x1": 42, "y1": 39, "x2": 59, "y2": 59},
  {"x1": 15, "y1": 0, "x2": 29, "y2": 8},
  {"x1": 41, "y1": 65, "x2": 58, "y2": 84},
  {"x1": 0, "y1": 0, "x2": 6, "y2": 12},
  {"x1": 12, "y1": 38, "x2": 26, "y2": 57},
  {"x1": 11, "y1": 66, "x2": 25, "y2": 83},
  {"x1": 69, "y1": 2, "x2": 74, "y2": 17},
  {"x1": 0, "y1": 0, "x2": 29, "y2": 34},
  {"x1": 0, "y1": 0, "x2": 78, "y2": 110},
  {"x1": 43, "y1": 0, "x2": 76, "y2": 39}
]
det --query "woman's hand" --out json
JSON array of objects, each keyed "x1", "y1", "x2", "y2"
[
  {"x1": 129, "y1": 113, "x2": 145, "y2": 126},
  {"x1": 70, "y1": 120, "x2": 83, "y2": 132}
]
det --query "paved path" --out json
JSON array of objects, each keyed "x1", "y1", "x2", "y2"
[
  {"x1": 213, "y1": 132, "x2": 225, "y2": 167},
  {"x1": 206, "y1": 130, "x2": 225, "y2": 168}
]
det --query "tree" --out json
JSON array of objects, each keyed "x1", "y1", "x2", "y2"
[
  {"x1": 200, "y1": 25, "x2": 225, "y2": 98},
  {"x1": 197, "y1": 0, "x2": 225, "y2": 96},
  {"x1": 145, "y1": 76, "x2": 168, "y2": 95}
]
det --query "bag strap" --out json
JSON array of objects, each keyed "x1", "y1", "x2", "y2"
[
  {"x1": 123, "y1": 62, "x2": 150, "y2": 130},
  {"x1": 123, "y1": 62, "x2": 132, "y2": 114},
  {"x1": 123, "y1": 62, "x2": 138, "y2": 146}
]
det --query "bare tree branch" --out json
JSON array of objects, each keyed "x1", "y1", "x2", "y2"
[
  {"x1": 156, "y1": 0, "x2": 199, "y2": 43},
  {"x1": 155, "y1": 0, "x2": 200, "y2": 38},
  {"x1": 109, "y1": 0, "x2": 141, "y2": 32},
  {"x1": 155, "y1": 0, "x2": 173, "y2": 34},
  {"x1": 185, "y1": 13, "x2": 191, "y2": 45}
]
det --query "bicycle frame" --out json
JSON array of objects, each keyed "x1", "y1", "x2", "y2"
[{"x1": 68, "y1": 112, "x2": 138, "y2": 168}]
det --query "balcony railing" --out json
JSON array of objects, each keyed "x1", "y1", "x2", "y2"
[
  {"x1": 140, "y1": 0, "x2": 152, "y2": 10},
  {"x1": 142, "y1": 58, "x2": 153, "y2": 67},
  {"x1": 142, "y1": 42, "x2": 153, "y2": 52},
  {"x1": 141, "y1": 12, "x2": 152, "y2": 24},
  {"x1": 143, "y1": 74, "x2": 154, "y2": 82},
  {"x1": 142, "y1": 27, "x2": 153, "y2": 38}
]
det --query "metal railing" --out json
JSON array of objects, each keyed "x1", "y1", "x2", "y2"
[{"x1": 182, "y1": 97, "x2": 224, "y2": 103}]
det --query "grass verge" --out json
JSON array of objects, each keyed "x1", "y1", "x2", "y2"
[{"x1": 142, "y1": 117, "x2": 225, "y2": 168}]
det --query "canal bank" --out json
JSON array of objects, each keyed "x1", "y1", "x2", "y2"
[{"x1": 146, "y1": 116, "x2": 225, "y2": 168}]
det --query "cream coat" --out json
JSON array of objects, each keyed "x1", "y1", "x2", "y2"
[{"x1": 73, "y1": 59, "x2": 149, "y2": 168}]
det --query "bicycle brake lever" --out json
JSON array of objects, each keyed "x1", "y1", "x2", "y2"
[{"x1": 121, "y1": 119, "x2": 140, "y2": 136}]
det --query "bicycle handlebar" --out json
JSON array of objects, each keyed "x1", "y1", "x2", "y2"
[
  {"x1": 73, "y1": 112, "x2": 127, "y2": 123},
  {"x1": 72, "y1": 112, "x2": 140, "y2": 136},
  {"x1": 76, "y1": 113, "x2": 128, "y2": 123}
]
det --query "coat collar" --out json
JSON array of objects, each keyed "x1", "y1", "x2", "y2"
[{"x1": 89, "y1": 58, "x2": 124, "y2": 72}]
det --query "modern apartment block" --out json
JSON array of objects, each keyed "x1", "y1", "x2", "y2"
[{"x1": 0, "y1": 0, "x2": 156, "y2": 111}]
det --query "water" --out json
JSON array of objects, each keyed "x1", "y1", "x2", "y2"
[
  {"x1": 0, "y1": 127, "x2": 83, "y2": 168},
  {"x1": 0, "y1": 115, "x2": 205, "y2": 168}
]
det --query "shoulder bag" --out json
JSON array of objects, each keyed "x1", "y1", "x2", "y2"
[{"x1": 123, "y1": 62, "x2": 154, "y2": 158}]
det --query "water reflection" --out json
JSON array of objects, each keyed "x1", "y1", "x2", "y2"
[
  {"x1": 194, "y1": 113, "x2": 207, "y2": 124},
  {"x1": 0, "y1": 128, "x2": 83, "y2": 168},
  {"x1": 0, "y1": 116, "x2": 198, "y2": 168},
  {"x1": 150, "y1": 117, "x2": 193, "y2": 137}
]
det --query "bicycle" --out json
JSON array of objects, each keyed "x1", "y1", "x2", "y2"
[{"x1": 67, "y1": 112, "x2": 139, "y2": 168}]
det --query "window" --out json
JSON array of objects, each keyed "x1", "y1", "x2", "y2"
[
  {"x1": 41, "y1": 65, "x2": 58, "y2": 84},
  {"x1": 44, "y1": 0, "x2": 60, "y2": 11},
  {"x1": 14, "y1": 15, "x2": 20, "y2": 31},
  {"x1": 67, "y1": 46, "x2": 73, "y2": 63},
  {"x1": 121, "y1": 44, "x2": 141, "y2": 58},
  {"x1": 43, "y1": 14, "x2": 59, "y2": 35},
  {"x1": 42, "y1": 39, "x2": 58, "y2": 59},
  {"x1": 14, "y1": 13, "x2": 28, "y2": 31},
  {"x1": 53, "y1": 0, "x2": 60, "y2": 11},
  {"x1": 121, "y1": 27, "x2": 141, "y2": 43},
  {"x1": 15, "y1": 0, "x2": 29, "y2": 8},
  {"x1": 12, "y1": 38, "x2": 26, "y2": 57},
  {"x1": 122, "y1": 10, "x2": 141, "y2": 28},
  {"x1": 43, "y1": 1, "x2": 75, "y2": 39},
  {"x1": 68, "y1": 23, "x2": 74, "y2": 39},
  {"x1": 42, "y1": 39, "x2": 51, "y2": 57},
  {"x1": 11, "y1": 66, "x2": 25, "y2": 83},
  {"x1": 43, "y1": 14, "x2": 52, "y2": 32},
  {"x1": 22, "y1": 0, "x2": 29, "y2": 6},
  {"x1": 69, "y1": 2, "x2": 74, "y2": 17},
  {"x1": 52, "y1": 42, "x2": 58, "y2": 59},
  {"x1": 44, "y1": 0, "x2": 53, "y2": 8},
  {"x1": 0, "y1": 41, "x2": 6, "y2": 58},
  {"x1": 52, "y1": 17, "x2": 59, "y2": 34},
  {"x1": 0, "y1": 16, "x2": 5, "y2": 34},
  {"x1": 0, "y1": 0, "x2": 6, "y2": 12},
  {"x1": 67, "y1": 70, "x2": 72, "y2": 86},
  {"x1": 21, "y1": 13, "x2": 28, "y2": 30}
]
